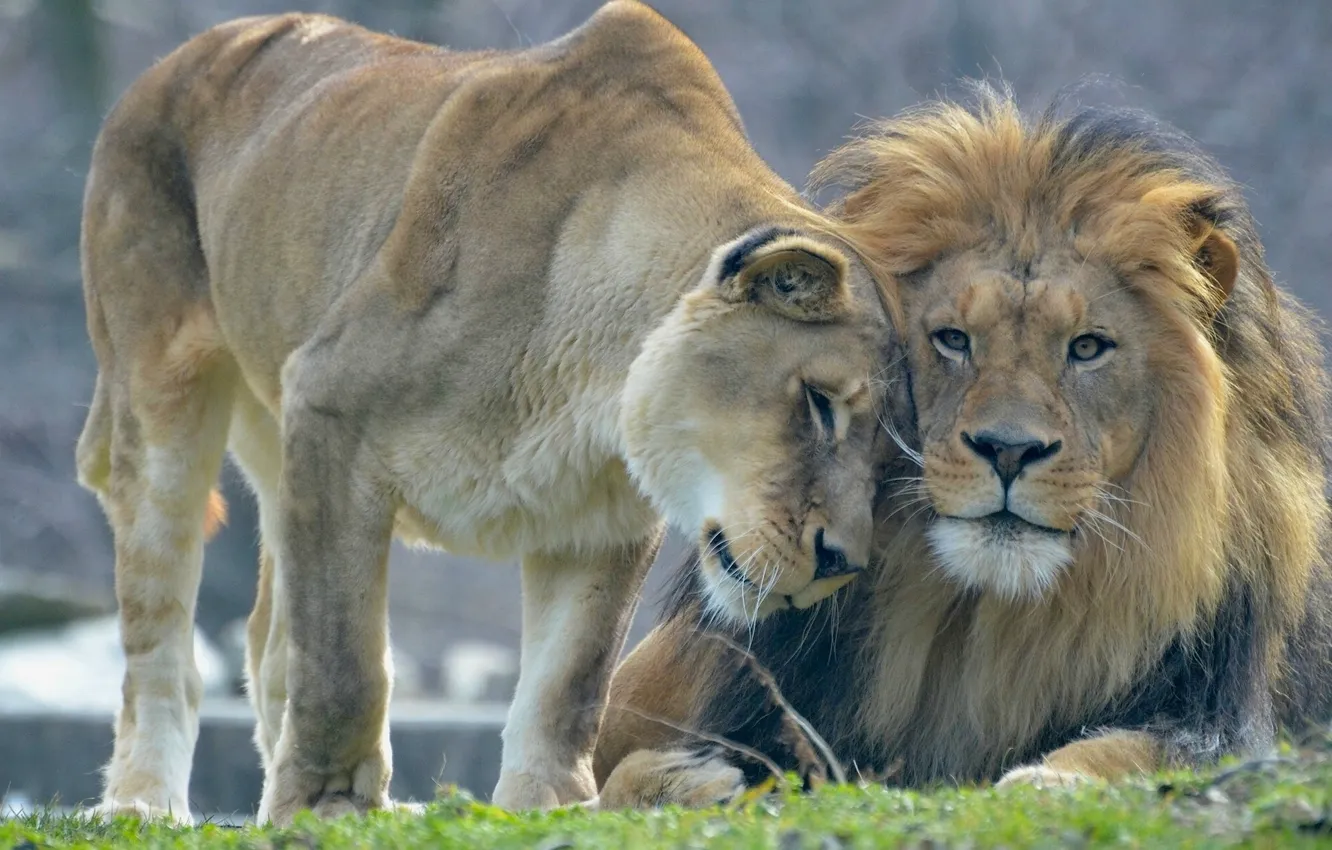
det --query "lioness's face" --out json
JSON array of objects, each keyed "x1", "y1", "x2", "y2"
[
  {"x1": 903, "y1": 246, "x2": 1164, "y2": 599},
  {"x1": 623, "y1": 227, "x2": 892, "y2": 625}
]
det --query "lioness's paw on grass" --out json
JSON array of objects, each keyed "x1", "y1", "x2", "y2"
[{"x1": 85, "y1": 798, "x2": 193, "y2": 826}]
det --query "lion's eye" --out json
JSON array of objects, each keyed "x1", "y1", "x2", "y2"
[
  {"x1": 805, "y1": 384, "x2": 836, "y2": 438},
  {"x1": 1069, "y1": 333, "x2": 1115, "y2": 363},
  {"x1": 931, "y1": 328, "x2": 970, "y2": 358}
]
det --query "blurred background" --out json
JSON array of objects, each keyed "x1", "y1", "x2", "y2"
[{"x1": 0, "y1": 0, "x2": 1328, "y2": 822}]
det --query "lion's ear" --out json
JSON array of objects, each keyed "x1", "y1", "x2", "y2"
[
  {"x1": 711, "y1": 228, "x2": 851, "y2": 322},
  {"x1": 1176, "y1": 197, "x2": 1240, "y2": 303},
  {"x1": 1192, "y1": 226, "x2": 1239, "y2": 302}
]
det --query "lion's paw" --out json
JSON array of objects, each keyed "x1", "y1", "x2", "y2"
[
  {"x1": 995, "y1": 764, "x2": 1091, "y2": 790},
  {"x1": 391, "y1": 800, "x2": 428, "y2": 815},
  {"x1": 599, "y1": 748, "x2": 746, "y2": 810}
]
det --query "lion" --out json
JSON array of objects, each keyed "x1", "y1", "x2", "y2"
[
  {"x1": 591, "y1": 84, "x2": 1332, "y2": 808},
  {"x1": 73, "y1": 1, "x2": 896, "y2": 825}
]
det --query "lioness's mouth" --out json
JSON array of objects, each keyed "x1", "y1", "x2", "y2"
[
  {"x1": 706, "y1": 526, "x2": 760, "y2": 589},
  {"x1": 702, "y1": 525, "x2": 855, "y2": 615},
  {"x1": 704, "y1": 525, "x2": 803, "y2": 611}
]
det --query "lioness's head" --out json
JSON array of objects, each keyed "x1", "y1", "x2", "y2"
[
  {"x1": 815, "y1": 86, "x2": 1281, "y2": 603},
  {"x1": 622, "y1": 225, "x2": 893, "y2": 624}
]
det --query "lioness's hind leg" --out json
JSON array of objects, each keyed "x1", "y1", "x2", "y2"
[
  {"x1": 244, "y1": 544, "x2": 287, "y2": 767},
  {"x1": 79, "y1": 342, "x2": 234, "y2": 825},
  {"x1": 229, "y1": 390, "x2": 287, "y2": 768},
  {"x1": 78, "y1": 86, "x2": 240, "y2": 822}
]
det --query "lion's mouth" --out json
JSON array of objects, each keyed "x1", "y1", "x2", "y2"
[
  {"x1": 925, "y1": 511, "x2": 1076, "y2": 600},
  {"x1": 975, "y1": 509, "x2": 1068, "y2": 537}
]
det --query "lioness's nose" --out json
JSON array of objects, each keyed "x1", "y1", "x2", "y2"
[
  {"x1": 812, "y1": 527, "x2": 864, "y2": 580},
  {"x1": 963, "y1": 429, "x2": 1062, "y2": 488}
]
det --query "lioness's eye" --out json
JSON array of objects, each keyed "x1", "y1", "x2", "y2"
[
  {"x1": 931, "y1": 328, "x2": 970, "y2": 357},
  {"x1": 805, "y1": 384, "x2": 836, "y2": 437},
  {"x1": 1069, "y1": 333, "x2": 1115, "y2": 363}
]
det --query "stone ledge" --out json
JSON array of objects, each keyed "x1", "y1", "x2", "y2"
[{"x1": 0, "y1": 698, "x2": 508, "y2": 823}]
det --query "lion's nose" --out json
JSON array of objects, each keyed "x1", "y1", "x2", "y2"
[
  {"x1": 812, "y1": 527, "x2": 864, "y2": 580},
  {"x1": 962, "y1": 429, "x2": 1062, "y2": 488}
]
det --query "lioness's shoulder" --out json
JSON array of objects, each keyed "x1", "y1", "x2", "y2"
[{"x1": 536, "y1": 1, "x2": 746, "y2": 134}]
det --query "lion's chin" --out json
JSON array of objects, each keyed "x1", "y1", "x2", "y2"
[{"x1": 926, "y1": 514, "x2": 1073, "y2": 601}]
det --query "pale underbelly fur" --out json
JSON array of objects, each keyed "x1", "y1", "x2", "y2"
[
  {"x1": 227, "y1": 384, "x2": 660, "y2": 565},
  {"x1": 392, "y1": 459, "x2": 658, "y2": 561}
]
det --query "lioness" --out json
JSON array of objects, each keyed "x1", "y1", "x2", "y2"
[
  {"x1": 593, "y1": 85, "x2": 1332, "y2": 806},
  {"x1": 74, "y1": 1, "x2": 893, "y2": 824}
]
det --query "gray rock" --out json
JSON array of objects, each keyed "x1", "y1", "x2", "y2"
[
  {"x1": 0, "y1": 614, "x2": 226, "y2": 712},
  {"x1": 0, "y1": 566, "x2": 113, "y2": 634}
]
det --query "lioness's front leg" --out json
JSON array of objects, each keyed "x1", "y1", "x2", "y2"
[
  {"x1": 493, "y1": 533, "x2": 661, "y2": 809},
  {"x1": 258, "y1": 399, "x2": 395, "y2": 826}
]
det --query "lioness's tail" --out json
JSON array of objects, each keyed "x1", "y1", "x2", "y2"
[
  {"x1": 203, "y1": 489, "x2": 229, "y2": 541},
  {"x1": 75, "y1": 371, "x2": 113, "y2": 497}
]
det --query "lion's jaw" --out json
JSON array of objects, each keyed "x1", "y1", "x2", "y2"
[{"x1": 926, "y1": 515, "x2": 1073, "y2": 600}]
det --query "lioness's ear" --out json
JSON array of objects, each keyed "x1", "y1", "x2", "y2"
[{"x1": 711, "y1": 228, "x2": 851, "y2": 322}]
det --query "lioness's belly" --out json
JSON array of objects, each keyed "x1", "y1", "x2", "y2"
[{"x1": 392, "y1": 459, "x2": 657, "y2": 560}]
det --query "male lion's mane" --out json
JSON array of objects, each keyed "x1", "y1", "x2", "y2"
[{"x1": 639, "y1": 84, "x2": 1332, "y2": 786}]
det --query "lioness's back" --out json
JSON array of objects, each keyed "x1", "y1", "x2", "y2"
[{"x1": 88, "y1": 0, "x2": 775, "y2": 407}]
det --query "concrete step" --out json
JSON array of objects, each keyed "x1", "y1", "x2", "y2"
[{"x1": 0, "y1": 698, "x2": 507, "y2": 823}]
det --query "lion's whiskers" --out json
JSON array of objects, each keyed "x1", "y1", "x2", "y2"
[{"x1": 1086, "y1": 501, "x2": 1147, "y2": 550}]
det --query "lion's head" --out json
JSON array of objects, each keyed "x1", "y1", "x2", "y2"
[
  {"x1": 621, "y1": 225, "x2": 894, "y2": 625},
  {"x1": 815, "y1": 86, "x2": 1328, "y2": 623}
]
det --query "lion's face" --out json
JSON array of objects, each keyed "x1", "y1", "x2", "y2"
[
  {"x1": 904, "y1": 245, "x2": 1169, "y2": 600},
  {"x1": 812, "y1": 94, "x2": 1248, "y2": 606},
  {"x1": 623, "y1": 227, "x2": 892, "y2": 625}
]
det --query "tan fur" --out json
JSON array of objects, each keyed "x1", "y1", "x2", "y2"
[
  {"x1": 593, "y1": 617, "x2": 724, "y2": 780},
  {"x1": 202, "y1": 490, "x2": 227, "y2": 542},
  {"x1": 595, "y1": 88, "x2": 1330, "y2": 803},
  {"x1": 75, "y1": 2, "x2": 893, "y2": 825},
  {"x1": 596, "y1": 749, "x2": 745, "y2": 809},
  {"x1": 996, "y1": 730, "x2": 1162, "y2": 788}
]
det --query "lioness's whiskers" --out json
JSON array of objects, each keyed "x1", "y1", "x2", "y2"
[{"x1": 878, "y1": 411, "x2": 924, "y2": 468}]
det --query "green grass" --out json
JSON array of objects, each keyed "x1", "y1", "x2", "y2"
[{"x1": 4, "y1": 742, "x2": 1329, "y2": 849}]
